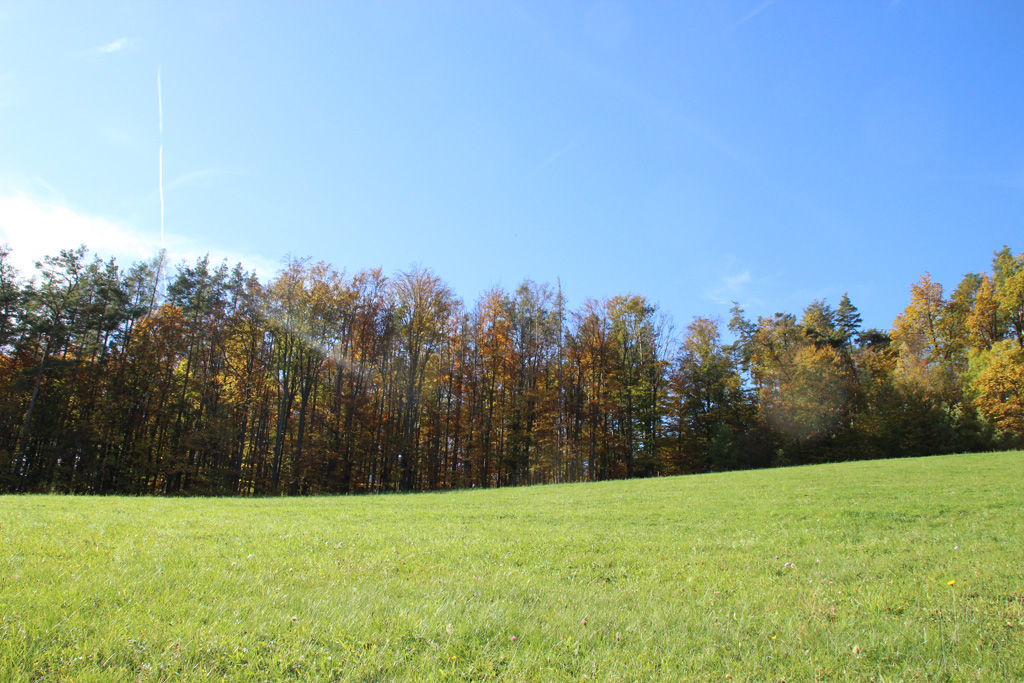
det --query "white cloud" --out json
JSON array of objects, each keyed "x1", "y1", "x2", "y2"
[
  {"x1": 90, "y1": 38, "x2": 131, "y2": 55},
  {"x1": 0, "y1": 192, "x2": 278, "y2": 279},
  {"x1": 723, "y1": 270, "x2": 752, "y2": 291},
  {"x1": 165, "y1": 168, "x2": 243, "y2": 193},
  {"x1": 701, "y1": 256, "x2": 756, "y2": 306},
  {"x1": 0, "y1": 193, "x2": 156, "y2": 274}
]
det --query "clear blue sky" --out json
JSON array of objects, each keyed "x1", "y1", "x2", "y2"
[{"x1": 1, "y1": 1, "x2": 1022, "y2": 332}]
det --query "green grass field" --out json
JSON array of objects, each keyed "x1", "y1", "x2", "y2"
[{"x1": 2, "y1": 452, "x2": 1023, "y2": 682}]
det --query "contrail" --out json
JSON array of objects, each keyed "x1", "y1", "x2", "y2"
[
  {"x1": 158, "y1": 66, "x2": 164, "y2": 249},
  {"x1": 724, "y1": 0, "x2": 776, "y2": 34},
  {"x1": 535, "y1": 131, "x2": 588, "y2": 173}
]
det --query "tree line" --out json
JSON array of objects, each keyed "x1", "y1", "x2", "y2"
[{"x1": 1, "y1": 243, "x2": 1021, "y2": 495}]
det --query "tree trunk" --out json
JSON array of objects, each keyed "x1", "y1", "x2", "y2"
[{"x1": 15, "y1": 343, "x2": 50, "y2": 481}]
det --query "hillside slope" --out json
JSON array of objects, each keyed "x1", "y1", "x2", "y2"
[{"x1": 2, "y1": 451, "x2": 1023, "y2": 681}]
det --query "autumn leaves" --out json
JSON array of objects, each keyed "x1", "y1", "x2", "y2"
[{"x1": 0, "y1": 244, "x2": 1021, "y2": 495}]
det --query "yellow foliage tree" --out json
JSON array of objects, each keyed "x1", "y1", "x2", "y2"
[{"x1": 971, "y1": 340, "x2": 1024, "y2": 438}]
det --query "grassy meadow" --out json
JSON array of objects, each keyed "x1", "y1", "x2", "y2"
[{"x1": 2, "y1": 452, "x2": 1023, "y2": 682}]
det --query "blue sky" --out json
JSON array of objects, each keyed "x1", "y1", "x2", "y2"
[{"x1": 1, "y1": 1, "x2": 1022, "y2": 332}]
